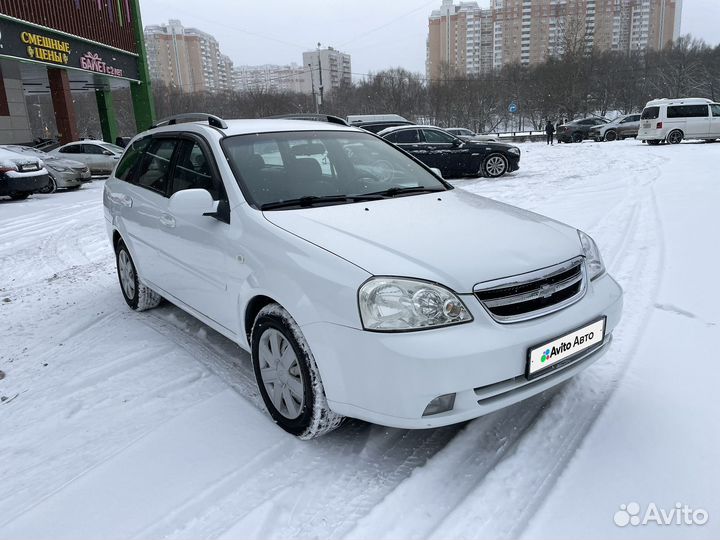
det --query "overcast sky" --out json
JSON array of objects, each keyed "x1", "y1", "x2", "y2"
[{"x1": 139, "y1": 0, "x2": 720, "y2": 77}]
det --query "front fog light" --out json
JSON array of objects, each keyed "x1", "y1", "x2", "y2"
[{"x1": 423, "y1": 393, "x2": 456, "y2": 416}]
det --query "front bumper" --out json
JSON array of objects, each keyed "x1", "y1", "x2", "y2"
[
  {"x1": 302, "y1": 273, "x2": 623, "y2": 429},
  {"x1": 48, "y1": 169, "x2": 83, "y2": 188},
  {"x1": 0, "y1": 171, "x2": 50, "y2": 195}
]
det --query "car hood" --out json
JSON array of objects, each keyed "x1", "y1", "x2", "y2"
[
  {"x1": 263, "y1": 189, "x2": 582, "y2": 292},
  {"x1": 44, "y1": 156, "x2": 86, "y2": 168}
]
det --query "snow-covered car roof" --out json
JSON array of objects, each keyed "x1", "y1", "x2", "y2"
[{"x1": 376, "y1": 124, "x2": 452, "y2": 137}]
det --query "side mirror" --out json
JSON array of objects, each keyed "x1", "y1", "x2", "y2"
[
  {"x1": 452, "y1": 138, "x2": 462, "y2": 147},
  {"x1": 103, "y1": 150, "x2": 114, "y2": 156},
  {"x1": 168, "y1": 189, "x2": 214, "y2": 217},
  {"x1": 430, "y1": 167, "x2": 443, "y2": 179}
]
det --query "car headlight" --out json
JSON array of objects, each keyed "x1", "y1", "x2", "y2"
[
  {"x1": 47, "y1": 164, "x2": 70, "y2": 172},
  {"x1": 578, "y1": 230, "x2": 605, "y2": 280},
  {"x1": 507, "y1": 147, "x2": 520, "y2": 155},
  {"x1": 359, "y1": 277, "x2": 472, "y2": 331}
]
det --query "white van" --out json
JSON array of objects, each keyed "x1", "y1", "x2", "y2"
[{"x1": 638, "y1": 98, "x2": 720, "y2": 145}]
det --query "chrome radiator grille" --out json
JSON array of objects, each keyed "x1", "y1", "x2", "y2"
[{"x1": 474, "y1": 257, "x2": 586, "y2": 323}]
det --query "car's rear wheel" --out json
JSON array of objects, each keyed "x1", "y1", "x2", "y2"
[
  {"x1": 667, "y1": 130, "x2": 683, "y2": 144},
  {"x1": 115, "y1": 240, "x2": 161, "y2": 311},
  {"x1": 571, "y1": 132, "x2": 583, "y2": 143},
  {"x1": 9, "y1": 192, "x2": 30, "y2": 200},
  {"x1": 251, "y1": 303, "x2": 343, "y2": 439},
  {"x1": 604, "y1": 130, "x2": 617, "y2": 142},
  {"x1": 38, "y1": 176, "x2": 57, "y2": 194},
  {"x1": 482, "y1": 153, "x2": 508, "y2": 178}
]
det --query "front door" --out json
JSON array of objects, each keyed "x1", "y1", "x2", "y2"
[
  {"x1": 421, "y1": 128, "x2": 468, "y2": 177},
  {"x1": 156, "y1": 138, "x2": 237, "y2": 333}
]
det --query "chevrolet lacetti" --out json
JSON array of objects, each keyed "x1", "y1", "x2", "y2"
[{"x1": 103, "y1": 114, "x2": 623, "y2": 439}]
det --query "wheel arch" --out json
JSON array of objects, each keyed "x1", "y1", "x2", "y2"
[{"x1": 244, "y1": 294, "x2": 280, "y2": 344}]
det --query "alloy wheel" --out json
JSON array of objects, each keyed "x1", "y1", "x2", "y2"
[{"x1": 485, "y1": 155, "x2": 507, "y2": 177}]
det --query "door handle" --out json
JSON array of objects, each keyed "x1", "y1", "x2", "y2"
[
  {"x1": 159, "y1": 213, "x2": 176, "y2": 228},
  {"x1": 108, "y1": 193, "x2": 132, "y2": 207}
]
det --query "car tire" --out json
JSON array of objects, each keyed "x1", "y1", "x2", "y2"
[
  {"x1": 647, "y1": 139, "x2": 661, "y2": 146},
  {"x1": 115, "y1": 240, "x2": 162, "y2": 311},
  {"x1": 251, "y1": 303, "x2": 343, "y2": 439},
  {"x1": 604, "y1": 130, "x2": 617, "y2": 142},
  {"x1": 39, "y1": 175, "x2": 57, "y2": 194},
  {"x1": 667, "y1": 130, "x2": 683, "y2": 144},
  {"x1": 571, "y1": 132, "x2": 583, "y2": 143},
  {"x1": 482, "y1": 153, "x2": 508, "y2": 178},
  {"x1": 9, "y1": 192, "x2": 30, "y2": 200}
]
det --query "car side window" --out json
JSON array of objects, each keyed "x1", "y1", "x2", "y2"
[
  {"x1": 115, "y1": 137, "x2": 151, "y2": 182},
  {"x1": 83, "y1": 144, "x2": 105, "y2": 155},
  {"x1": 711, "y1": 104, "x2": 720, "y2": 117},
  {"x1": 423, "y1": 129, "x2": 455, "y2": 144},
  {"x1": 667, "y1": 105, "x2": 709, "y2": 118},
  {"x1": 59, "y1": 145, "x2": 80, "y2": 154},
  {"x1": 135, "y1": 138, "x2": 179, "y2": 195},
  {"x1": 393, "y1": 130, "x2": 420, "y2": 144},
  {"x1": 170, "y1": 141, "x2": 224, "y2": 200}
]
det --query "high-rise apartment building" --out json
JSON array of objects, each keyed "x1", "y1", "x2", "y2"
[
  {"x1": 427, "y1": 0, "x2": 682, "y2": 77},
  {"x1": 145, "y1": 20, "x2": 234, "y2": 93},
  {"x1": 302, "y1": 47, "x2": 352, "y2": 99},
  {"x1": 232, "y1": 63, "x2": 308, "y2": 93}
]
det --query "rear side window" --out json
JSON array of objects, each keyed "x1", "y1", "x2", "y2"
[
  {"x1": 641, "y1": 107, "x2": 660, "y2": 120},
  {"x1": 667, "y1": 105, "x2": 709, "y2": 118},
  {"x1": 711, "y1": 104, "x2": 720, "y2": 117},
  {"x1": 58, "y1": 144, "x2": 81, "y2": 154},
  {"x1": 115, "y1": 137, "x2": 151, "y2": 182},
  {"x1": 389, "y1": 130, "x2": 420, "y2": 144},
  {"x1": 83, "y1": 144, "x2": 105, "y2": 155},
  {"x1": 135, "y1": 139, "x2": 179, "y2": 195}
]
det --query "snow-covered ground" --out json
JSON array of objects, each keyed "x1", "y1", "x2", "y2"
[{"x1": 1, "y1": 139, "x2": 718, "y2": 539}]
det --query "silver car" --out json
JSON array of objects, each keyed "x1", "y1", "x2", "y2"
[
  {"x1": 49, "y1": 140, "x2": 124, "y2": 177},
  {"x1": 589, "y1": 114, "x2": 641, "y2": 142},
  {"x1": 1, "y1": 145, "x2": 90, "y2": 193}
]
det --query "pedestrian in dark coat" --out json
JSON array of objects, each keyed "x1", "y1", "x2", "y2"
[{"x1": 545, "y1": 120, "x2": 555, "y2": 145}]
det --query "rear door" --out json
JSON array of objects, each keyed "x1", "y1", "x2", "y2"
[
  {"x1": 158, "y1": 137, "x2": 237, "y2": 331},
  {"x1": 667, "y1": 104, "x2": 710, "y2": 138},
  {"x1": 618, "y1": 115, "x2": 641, "y2": 137},
  {"x1": 117, "y1": 137, "x2": 181, "y2": 288}
]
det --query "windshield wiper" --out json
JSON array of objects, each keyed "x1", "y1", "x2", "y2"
[
  {"x1": 260, "y1": 194, "x2": 382, "y2": 210},
  {"x1": 364, "y1": 186, "x2": 446, "y2": 198}
]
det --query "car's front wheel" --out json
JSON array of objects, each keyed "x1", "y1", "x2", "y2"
[
  {"x1": 604, "y1": 130, "x2": 618, "y2": 142},
  {"x1": 571, "y1": 132, "x2": 583, "y2": 143},
  {"x1": 115, "y1": 240, "x2": 161, "y2": 311},
  {"x1": 482, "y1": 153, "x2": 508, "y2": 178},
  {"x1": 251, "y1": 303, "x2": 343, "y2": 439},
  {"x1": 39, "y1": 176, "x2": 57, "y2": 194}
]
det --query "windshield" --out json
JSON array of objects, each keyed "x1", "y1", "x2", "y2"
[
  {"x1": 222, "y1": 130, "x2": 448, "y2": 209},
  {"x1": 100, "y1": 143, "x2": 125, "y2": 154}
]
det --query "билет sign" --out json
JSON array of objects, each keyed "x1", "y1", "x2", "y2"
[{"x1": 0, "y1": 15, "x2": 139, "y2": 81}]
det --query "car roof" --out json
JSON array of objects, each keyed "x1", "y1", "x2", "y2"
[
  {"x1": 644, "y1": 97, "x2": 713, "y2": 106},
  {"x1": 376, "y1": 124, "x2": 448, "y2": 136},
  {"x1": 0, "y1": 147, "x2": 38, "y2": 159}
]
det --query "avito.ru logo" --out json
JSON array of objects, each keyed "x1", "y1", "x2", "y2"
[{"x1": 614, "y1": 502, "x2": 709, "y2": 527}]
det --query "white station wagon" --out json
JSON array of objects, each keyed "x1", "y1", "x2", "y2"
[{"x1": 104, "y1": 114, "x2": 623, "y2": 439}]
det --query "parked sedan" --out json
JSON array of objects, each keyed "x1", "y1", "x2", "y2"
[
  {"x1": 446, "y1": 128, "x2": 497, "y2": 142},
  {"x1": 0, "y1": 148, "x2": 49, "y2": 200},
  {"x1": 49, "y1": 140, "x2": 124, "y2": 177},
  {"x1": 556, "y1": 117, "x2": 610, "y2": 143},
  {"x1": 1, "y1": 145, "x2": 90, "y2": 193},
  {"x1": 379, "y1": 125, "x2": 519, "y2": 178},
  {"x1": 588, "y1": 114, "x2": 641, "y2": 142}
]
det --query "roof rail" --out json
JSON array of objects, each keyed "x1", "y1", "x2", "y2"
[
  {"x1": 152, "y1": 113, "x2": 228, "y2": 130},
  {"x1": 266, "y1": 114, "x2": 349, "y2": 126}
]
